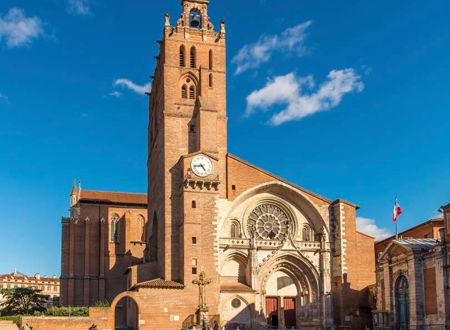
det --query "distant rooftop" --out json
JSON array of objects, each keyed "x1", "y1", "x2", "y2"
[
  {"x1": 79, "y1": 189, "x2": 147, "y2": 206},
  {"x1": 0, "y1": 270, "x2": 58, "y2": 281},
  {"x1": 376, "y1": 215, "x2": 444, "y2": 245}
]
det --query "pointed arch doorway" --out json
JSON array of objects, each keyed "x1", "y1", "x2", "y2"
[{"x1": 264, "y1": 271, "x2": 299, "y2": 328}]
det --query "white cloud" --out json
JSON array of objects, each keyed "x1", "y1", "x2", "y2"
[
  {"x1": 357, "y1": 217, "x2": 393, "y2": 241},
  {"x1": 109, "y1": 91, "x2": 122, "y2": 98},
  {"x1": 0, "y1": 8, "x2": 43, "y2": 48},
  {"x1": 246, "y1": 69, "x2": 364, "y2": 125},
  {"x1": 0, "y1": 92, "x2": 9, "y2": 105},
  {"x1": 232, "y1": 21, "x2": 312, "y2": 75},
  {"x1": 0, "y1": 92, "x2": 10, "y2": 105},
  {"x1": 114, "y1": 79, "x2": 151, "y2": 96},
  {"x1": 67, "y1": 0, "x2": 91, "y2": 15}
]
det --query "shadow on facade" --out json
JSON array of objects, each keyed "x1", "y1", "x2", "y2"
[
  {"x1": 333, "y1": 274, "x2": 374, "y2": 329},
  {"x1": 170, "y1": 162, "x2": 182, "y2": 281},
  {"x1": 107, "y1": 215, "x2": 145, "y2": 302}
]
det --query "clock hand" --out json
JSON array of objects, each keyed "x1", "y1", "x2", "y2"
[{"x1": 200, "y1": 164, "x2": 206, "y2": 171}]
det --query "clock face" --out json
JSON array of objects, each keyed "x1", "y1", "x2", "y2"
[{"x1": 191, "y1": 155, "x2": 212, "y2": 177}]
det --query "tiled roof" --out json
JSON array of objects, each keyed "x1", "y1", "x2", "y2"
[
  {"x1": 396, "y1": 238, "x2": 441, "y2": 251},
  {"x1": 0, "y1": 273, "x2": 59, "y2": 281},
  {"x1": 131, "y1": 279, "x2": 185, "y2": 290},
  {"x1": 79, "y1": 190, "x2": 147, "y2": 205}
]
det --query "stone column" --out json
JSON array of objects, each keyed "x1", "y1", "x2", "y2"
[
  {"x1": 411, "y1": 255, "x2": 425, "y2": 329},
  {"x1": 385, "y1": 259, "x2": 394, "y2": 326},
  {"x1": 83, "y1": 218, "x2": 91, "y2": 305},
  {"x1": 320, "y1": 232, "x2": 333, "y2": 328}
]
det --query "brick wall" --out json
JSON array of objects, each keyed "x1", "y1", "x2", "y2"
[
  {"x1": 226, "y1": 154, "x2": 330, "y2": 207},
  {"x1": 20, "y1": 316, "x2": 109, "y2": 330},
  {"x1": 61, "y1": 202, "x2": 147, "y2": 306},
  {"x1": 424, "y1": 267, "x2": 438, "y2": 315}
]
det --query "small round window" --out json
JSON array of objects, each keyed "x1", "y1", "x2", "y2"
[{"x1": 231, "y1": 298, "x2": 241, "y2": 308}]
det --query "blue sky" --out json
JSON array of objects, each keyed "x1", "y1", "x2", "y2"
[{"x1": 1, "y1": 0, "x2": 450, "y2": 276}]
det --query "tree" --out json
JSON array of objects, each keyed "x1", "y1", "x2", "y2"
[{"x1": 0, "y1": 287, "x2": 49, "y2": 315}]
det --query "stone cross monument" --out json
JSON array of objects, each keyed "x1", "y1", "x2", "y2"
[{"x1": 192, "y1": 271, "x2": 212, "y2": 327}]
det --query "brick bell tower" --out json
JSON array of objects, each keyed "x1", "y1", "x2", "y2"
[{"x1": 147, "y1": 0, "x2": 226, "y2": 310}]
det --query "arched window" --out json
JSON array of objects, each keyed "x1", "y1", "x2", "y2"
[
  {"x1": 209, "y1": 73, "x2": 213, "y2": 88},
  {"x1": 179, "y1": 45, "x2": 186, "y2": 67},
  {"x1": 189, "y1": 85, "x2": 195, "y2": 99},
  {"x1": 302, "y1": 225, "x2": 311, "y2": 242},
  {"x1": 209, "y1": 50, "x2": 213, "y2": 70},
  {"x1": 231, "y1": 223, "x2": 237, "y2": 238},
  {"x1": 181, "y1": 85, "x2": 187, "y2": 98},
  {"x1": 110, "y1": 214, "x2": 120, "y2": 243},
  {"x1": 190, "y1": 47, "x2": 196, "y2": 68},
  {"x1": 230, "y1": 221, "x2": 241, "y2": 238}
]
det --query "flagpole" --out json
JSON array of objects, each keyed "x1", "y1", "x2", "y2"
[
  {"x1": 395, "y1": 219, "x2": 398, "y2": 240},
  {"x1": 394, "y1": 196, "x2": 398, "y2": 240}
]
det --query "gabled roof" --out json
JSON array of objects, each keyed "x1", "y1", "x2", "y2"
[
  {"x1": 375, "y1": 216, "x2": 444, "y2": 246},
  {"x1": 79, "y1": 190, "x2": 147, "y2": 206},
  {"x1": 228, "y1": 153, "x2": 342, "y2": 206},
  {"x1": 131, "y1": 278, "x2": 185, "y2": 290},
  {"x1": 396, "y1": 238, "x2": 440, "y2": 251},
  {"x1": 379, "y1": 238, "x2": 441, "y2": 261}
]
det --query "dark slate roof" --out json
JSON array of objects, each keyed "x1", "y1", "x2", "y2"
[
  {"x1": 131, "y1": 278, "x2": 185, "y2": 290},
  {"x1": 375, "y1": 216, "x2": 444, "y2": 246},
  {"x1": 396, "y1": 238, "x2": 441, "y2": 251}
]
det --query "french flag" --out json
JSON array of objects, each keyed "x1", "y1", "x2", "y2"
[{"x1": 393, "y1": 198, "x2": 403, "y2": 222}]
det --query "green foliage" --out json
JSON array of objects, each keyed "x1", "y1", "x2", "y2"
[
  {"x1": 93, "y1": 300, "x2": 110, "y2": 307},
  {"x1": 0, "y1": 287, "x2": 49, "y2": 316},
  {"x1": 0, "y1": 315, "x2": 20, "y2": 325},
  {"x1": 44, "y1": 306, "x2": 89, "y2": 317}
]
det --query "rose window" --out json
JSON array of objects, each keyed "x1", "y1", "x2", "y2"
[{"x1": 248, "y1": 204, "x2": 290, "y2": 240}]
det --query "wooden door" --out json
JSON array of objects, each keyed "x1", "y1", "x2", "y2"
[
  {"x1": 266, "y1": 297, "x2": 279, "y2": 326},
  {"x1": 284, "y1": 297, "x2": 296, "y2": 328},
  {"x1": 396, "y1": 276, "x2": 409, "y2": 330}
]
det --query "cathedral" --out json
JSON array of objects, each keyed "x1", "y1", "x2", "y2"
[{"x1": 38, "y1": 1, "x2": 377, "y2": 329}]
